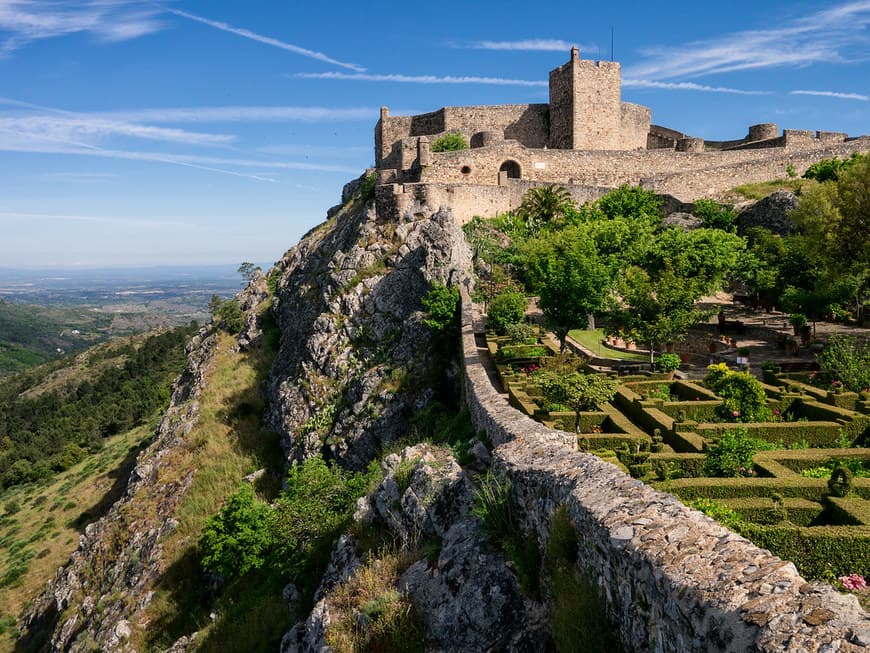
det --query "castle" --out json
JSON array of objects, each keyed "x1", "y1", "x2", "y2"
[{"x1": 372, "y1": 48, "x2": 870, "y2": 222}]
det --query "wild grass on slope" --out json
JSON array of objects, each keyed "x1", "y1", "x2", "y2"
[
  {"x1": 136, "y1": 326, "x2": 286, "y2": 653},
  {"x1": 0, "y1": 423, "x2": 153, "y2": 652}
]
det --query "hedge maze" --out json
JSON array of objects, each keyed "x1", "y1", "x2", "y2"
[{"x1": 488, "y1": 332, "x2": 870, "y2": 582}]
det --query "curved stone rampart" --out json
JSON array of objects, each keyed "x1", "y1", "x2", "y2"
[{"x1": 459, "y1": 289, "x2": 870, "y2": 652}]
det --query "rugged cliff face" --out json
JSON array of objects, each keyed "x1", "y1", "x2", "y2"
[{"x1": 265, "y1": 194, "x2": 471, "y2": 469}]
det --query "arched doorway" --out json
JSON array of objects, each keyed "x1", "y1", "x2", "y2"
[{"x1": 499, "y1": 160, "x2": 521, "y2": 180}]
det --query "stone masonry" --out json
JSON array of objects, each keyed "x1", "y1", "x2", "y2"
[{"x1": 372, "y1": 48, "x2": 870, "y2": 214}]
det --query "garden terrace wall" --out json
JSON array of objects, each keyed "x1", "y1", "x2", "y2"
[{"x1": 460, "y1": 289, "x2": 870, "y2": 652}]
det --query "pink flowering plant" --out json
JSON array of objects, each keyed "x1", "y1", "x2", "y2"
[{"x1": 839, "y1": 574, "x2": 867, "y2": 592}]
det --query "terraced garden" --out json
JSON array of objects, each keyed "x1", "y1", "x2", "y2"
[{"x1": 487, "y1": 330, "x2": 870, "y2": 592}]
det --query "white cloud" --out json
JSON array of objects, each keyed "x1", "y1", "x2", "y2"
[
  {"x1": 294, "y1": 71, "x2": 548, "y2": 87},
  {"x1": 96, "y1": 105, "x2": 380, "y2": 123},
  {"x1": 458, "y1": 39, "x2": 580, "y2": 52},
  {"x1": 0, "y1": 1, "x2": 163, "y2": 54},
  {"x1": 623, "y1": 79, "x2": 771, "y2": 95},
  {"x1": 791, "y1": 89, "x2": 869, "y2": 101},
  {"x1": 625, "y1": 1, "x2": 870, "y2": 80},
  {"x1": 0, "y1": 115, "x2": 234, "y2": 146},
  {"x1": 0, "y1": 210, "x2": 192, "y2": 228},
  {"x1": 163, "y1": 7, "x2": 365, "y2": 72}
]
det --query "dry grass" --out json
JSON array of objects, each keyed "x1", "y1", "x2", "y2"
[
  {"x1": 133, "y1": 329, "x2": 285, "y2": 652},
  {"x1": 728, "y1": 178, "x2": 818, "y2": 201},
  {"x1": 325, "y1": 549, "x2": 426, "y2": 653},
  {"x1": 0, "y1": 423, "x2": 152, "y2": 652}
]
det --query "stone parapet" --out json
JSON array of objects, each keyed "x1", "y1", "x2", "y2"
[{"x1": 459, "y1": 289, "x2": 870, "y2": 651}]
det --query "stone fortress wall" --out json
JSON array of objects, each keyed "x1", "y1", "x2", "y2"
[
  {"x1": 373, "y1": 48, "x2": 870, "y2": 210},
  {"x1": 458, "y1": 288, "x2": 870, "y2": 652}
]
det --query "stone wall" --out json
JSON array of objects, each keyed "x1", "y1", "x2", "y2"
[
  {"x1": 416, "y1": 136, "x2": 870, "y2": 201},
  {"x1": 376, "y1": 180, "x2": 613, "y2": 225},
  {"x1": 621, "y1": 102, "x2": 652, "y2": 150},
  {"x1": 459, "y1": 290, "x2": 870, "y2": 652}
]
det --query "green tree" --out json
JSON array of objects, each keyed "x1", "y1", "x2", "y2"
[
  {"x1": 817, "y1": 335, "x2": 870, "y2": 392},
  {"x1": 534, "y1": 370, "x2": 618, "y2": 431},
  {"x1": 523, "y1": 226, "x2": 613, "y2": 351},
  {"x1": 516, "y1": 185, "x2": 575, "y2": 236},
  {"x1": 430, "y1": 132, "x2": 468, "y2": 152},
  {"x1": 486, "y1": 291, "x2": 527, "y2": 335},
  {"x1": 199, "y1": 484, "x2": 273, "y2": 578},
  {"x1": 693, "y1": 199, "x2": 737, "y2": 232},
  {"x1": 209, "y1": 295, "x2": 245, "y2": 334},
  {"x1": 596, "y1": 184, "x2": 662, "y2": 226},
  {"x1": 238, "y1": 261, "x2": 262, "y2": 282}
]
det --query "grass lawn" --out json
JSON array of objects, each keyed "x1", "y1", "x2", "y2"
[{"x1": 567, "y1": 329, "x2": 648, "y2": 361}]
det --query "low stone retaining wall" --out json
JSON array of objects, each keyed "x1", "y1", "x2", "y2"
[{"x1": 460, "y1": 289, "x2": 870, "y2": 652}]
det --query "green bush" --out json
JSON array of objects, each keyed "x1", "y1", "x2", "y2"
[
  {"x1": 690, "y1": 498, "x2": 742, "y2": 529},
  {"x1": 359, "y1": 173, "x2": 376, "y2": 202},
  {"x1": 703, "y1": 428, "x2": 769, "y2": 477},
  {"x1": 199, "y1": 484, "x2": 273, "y2": 579},
  {"x1": 704, "y1": 364, "x2": 768, "y2": 422},
  {"x1": 487, "y1": 291, "x2": 527, "y2": 335},
  {"x1": 505, "y1": 322, "x2": 537, "y2": 345},
  {"x1": 654, "y1": 353, "x2": 681, "y2": 374},
  {"x1": 420, "y1": 284, "x2": 459, "y2": 333},
  {"x1": 817, "y1": 335, "x2": 870, "y2": 393},
  {"x1": 430, "y1": 132, "x2": 468, "y2": 152},
  {"x1": 692, "y1": 199, "x2": 736, "y2": 232},
  {"x1": 208, "y1": 295, "x2": 245, "y2": 334}
]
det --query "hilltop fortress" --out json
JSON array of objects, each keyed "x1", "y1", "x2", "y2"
[{"x1": 372, "y1": 47, "x2": 870, "y2": 222}]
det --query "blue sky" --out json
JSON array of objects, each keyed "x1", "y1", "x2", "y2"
[{"x1": 0, "y1": 0, "x2": 868, "y2": 268}]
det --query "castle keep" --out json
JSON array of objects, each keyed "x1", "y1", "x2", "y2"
[{"x1": 373, "y1": 48, "x2": 870, "y2": 222}]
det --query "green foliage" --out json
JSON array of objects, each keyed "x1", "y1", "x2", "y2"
[
  {"x1": 654, "y1": 353, "x2": 681, "y2": 374},
  {"x1": 473, "y1": 472, "x2": 540, "y2": 596},
  {"x1": 693, "y1": 199, "x2": 737, "y2": 232},
  {"x1": 271, "y1": 457, "x2": 375, "y2": 596},
  {"x1": 817, "y1": 335, "x2": 870, "y2": 392},
  {"x1": 596, "y1": 184, "x2": 662, "y2": 225},
  {"x1": 0, "y1": 325, "x2": 195, "y2": 489},
  {"x1": 703, "y1": 364, "x2": 768, "y2": 422},
  {"x1": 199, "y1": 484, "x2": 273, "y2": 579},
  {"x1": 359, "y1": 173, "x2": 376, "y2": 201},
  {"x1": 690, "y1": 498, "x2": 743, "y2": 530},
  {"x1": 430, "y1": 132, "x2": 468, "y2": 152},
  {"x1": 505, "y1": 322, "x2": 537, "y2": 345},
  {"x1": 545, "y1": 508, "x2": 624, "y2": 653},
  {"x1": 486, "y1": 291, "x2": 527, "y2": 335},
  {"x1": 703, "y1": 428, "x2": 767, "y2": 477},
  {"x1": 522, "y1": 226, "x2": 613, "y2": 351},
  {"x1": 801, "y1": 458, "x2": 870, "y2": 479},
  {"x1": 237, "y1": 262, "x2": 262, "y2": 282},
  {"x1": 209, "y1": 295, "x2": 245, "y2": 334},
  {"x1": 788, "y1": 313, "x2": 807, "y2": 327},
  {"x1": 420, "y1": 283, "x2": 459, "y2": 335},
  {"x1": 517, "y1": 185, "x2": 575, "y2": 236},
  {"x1": 534, "y1": 369, "x2": 618, "y2": 431},
  {"x1": 802, "y1": 153, "x2": 867, "y2": 182}
]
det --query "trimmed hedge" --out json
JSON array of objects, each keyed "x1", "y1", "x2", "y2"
[
  {"x1": 658, "y1": 476, "x2": 870, "y2": 501},
  {"x1": 697, "y1": 421, "x2": 844, "y2": 448},
  {"x1": 766, "y1": 448, "x2": 870, "y2": 474},
  {"x1": 648, "y1": 453, "x2": 705, "y2": 478},
  {"x1": 718, "y1": 497, "x2": 824, "y2": 527},
  {"x1": 576, "y1": 434, "x2": 648, "y2": 451},
  {"x1": 658, "y1": 401, "x2": 720, "y2": 422},
  {"x1": 826, "y1": 496, "x2": 870, "y2": 526},
  {"x1": 738, "y1": 522, "x2": 870, "y2": 579}
]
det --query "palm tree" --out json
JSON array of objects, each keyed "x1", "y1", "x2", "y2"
[{"x1": 517, "y1": 185, "x2": 574, "y2": 236}]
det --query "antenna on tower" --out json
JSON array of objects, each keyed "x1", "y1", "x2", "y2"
[{"x1": 611, "y1": 26, "x2": 614, "y2": 61}]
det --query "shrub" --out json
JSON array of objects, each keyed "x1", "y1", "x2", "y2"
[
  {"x1": 420, "y1": 284, "x2": 459, "y2": 333},
  {"x1": 199, "y1": 484, "x2": 273, "y2": 579},
  {"x1": 704, "y1": 364, "x2": 768, "y2": 422},
  {"x1": 654, "y1": 353, "x2": 681, "y2": 374},
  {"x1": 690, "y1": 498, "x2": 743, "y2": 529},
  {"x1": 430, "y1": 132, "x2": 468, "y2": 152},
  {"x1": 505, "y1": 322, "x2": 537, "y2": 345},
  {"x1": 817, "y1": 335, "x2": 870, "y2": 392},
  {"x1": 487, "y1": 291, "x2": 527, "y2": 335},
  {"x1": 703, "y1": 428, "x2": 766, "y2": 477},
  {"x1": 534, "y1": 370, "x2": 618, "y2": 431},
  {"x1": 359, "y1": 173, "x2": 376, "y2": 201},
  {"x1": 208, "y1": 295, "x2": 245, "y2": 334},
  {"x1": 693, "y1": 199, "x2": 737, "y2": 232},
  {"x1": 789, "y1": 313, "x2": 807, "y2": 327}
]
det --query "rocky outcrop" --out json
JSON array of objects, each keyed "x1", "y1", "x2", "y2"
[
  {"x1": 265, "y1": 197, "x2": 471, "y2": 470},
  {"x1": 237, "y1": 268, "x2": 270, "y2": 351},
  {"x1": 737, "y1": 190, "x2": 799, "y2": 235},
  {"x1": 284, "y1": 444, "x2": 545, "y2": 652},
  {"x1": 662, "y1": 211, "x2": 702, "y2": 230},
  {"x1": 17, "y1": 327, "x2": 218, "y2": 652}
]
